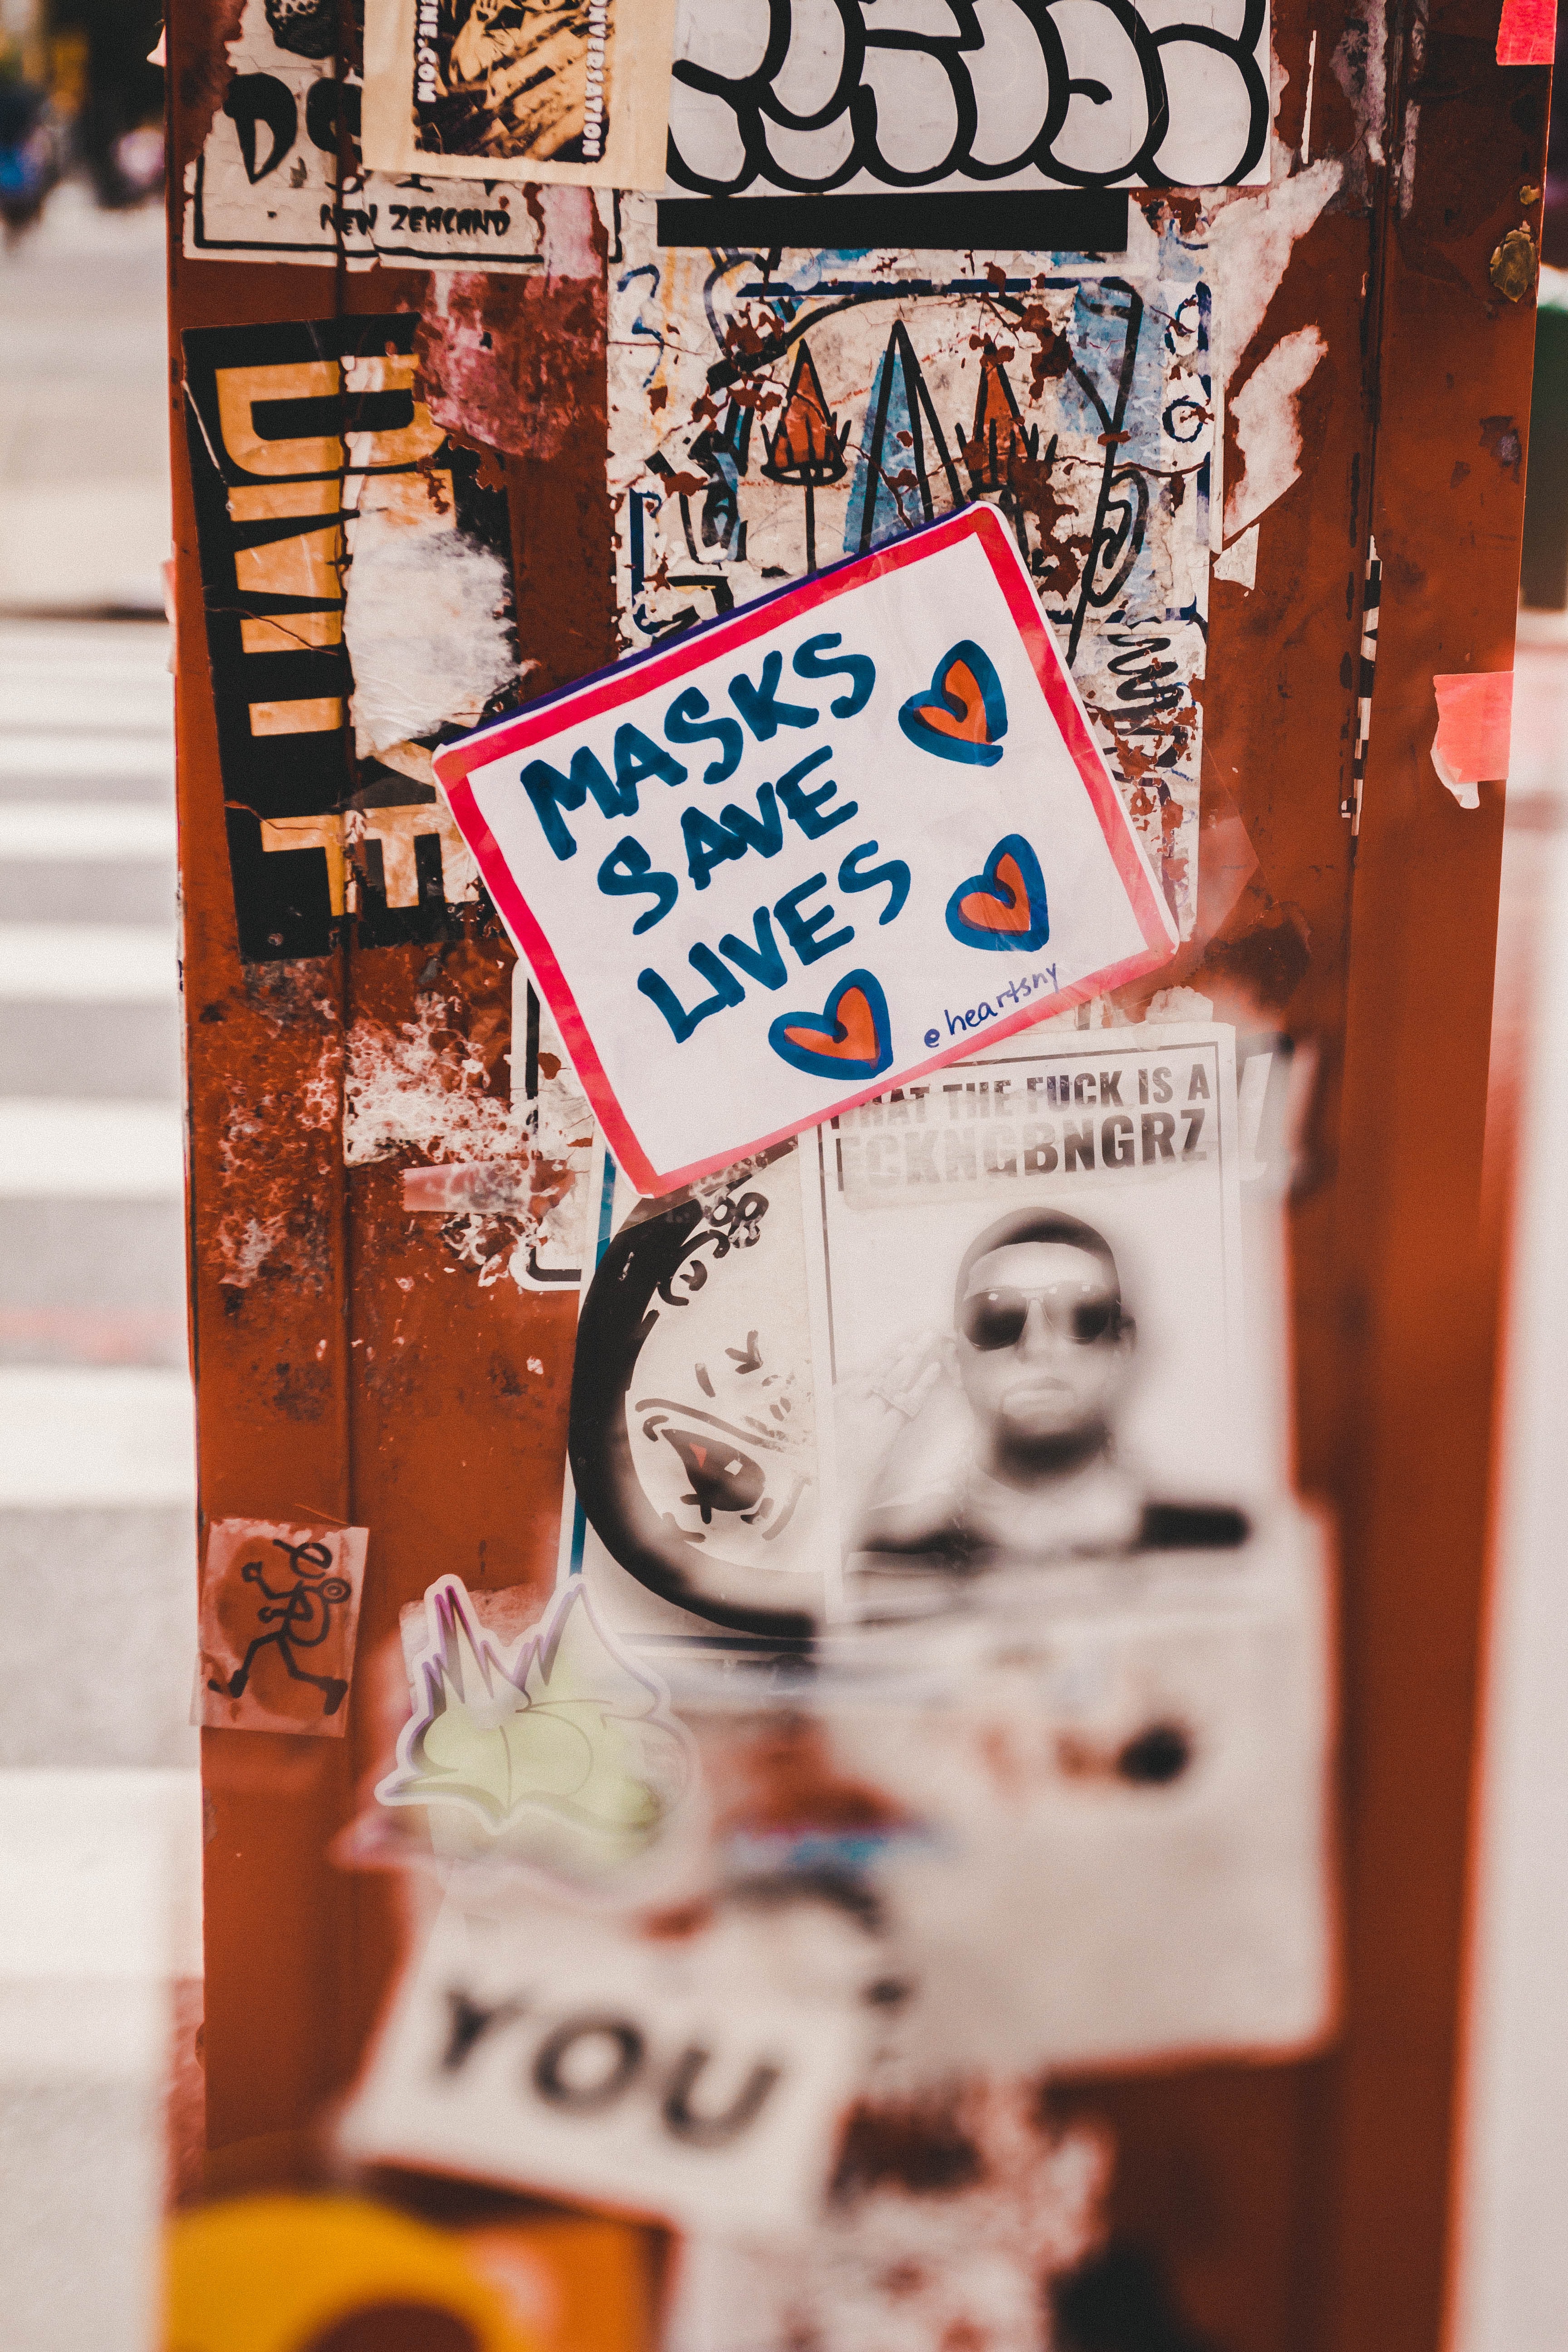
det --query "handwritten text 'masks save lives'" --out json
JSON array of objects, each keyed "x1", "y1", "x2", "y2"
[{"x1": 513, "y1": 635, "x2": 908, "y2": 1044}]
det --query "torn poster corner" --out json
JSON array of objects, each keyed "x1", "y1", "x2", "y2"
[
  {"x1": 1497, "y1": 0, "x2": 1557, "y2": 65},
  {"x1": 1431, "y1": 670, "x2": 1514, "y2": 810},
  {"x1": 1215, "y1": 527, "x2": 1259, "y2": 590},
  {"x1": 1223, "y1": 326, "x2": 1327, "y2": 543}
]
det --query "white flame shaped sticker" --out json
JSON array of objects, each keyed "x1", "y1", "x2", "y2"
[{"x1": 378, "y1": 1576, "x2": 702, "y2": 1904}]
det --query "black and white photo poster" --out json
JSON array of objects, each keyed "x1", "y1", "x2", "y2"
[{"x1": 799, "y1": 1019, "x2": 1251, "y2": 1616}]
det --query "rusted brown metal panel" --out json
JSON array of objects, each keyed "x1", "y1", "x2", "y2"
[
  {"x1": 1321, "y1": 10, "x2": 1547, "y2": 2349},
  {"x1": 165, "y1": 0, "x2": 1547, "y2": 2331}
]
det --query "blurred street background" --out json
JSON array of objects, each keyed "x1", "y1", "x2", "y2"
[{"x1": 1, "y1": 12, "x2": 200, "y2": 2337}]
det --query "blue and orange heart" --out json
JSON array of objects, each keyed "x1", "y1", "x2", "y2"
[
  {"x1": 898, "y1": 639, "x2": 1008, "y2": 767},
  {"x1": 946, "y1": 833, "x2": 1050, "y2": 953},
  {"x1": 769, "y1": 969, "x2": 893, "y2": 1083}
]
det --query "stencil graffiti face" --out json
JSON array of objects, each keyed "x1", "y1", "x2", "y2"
[{"x1": 956, "y1": 1240, "x2": 1133, "y2": 1446}]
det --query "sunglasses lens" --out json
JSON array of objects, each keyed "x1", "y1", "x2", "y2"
[
  {"x1": 963, "y1": 1294, "x2": 1028, "y2": 1351},
  {"x1": 962, "y1": 1290, "x2": 1121, "y2": 1348},
  {"x1": 1072, "y1": 1300, "x2": 1117, "y2": 1343}
]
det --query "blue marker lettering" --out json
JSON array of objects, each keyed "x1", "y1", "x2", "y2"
[
  {"x1": 777, "y1": 744, "x2": 857, "y2": 840},
  {"x1": 664, "y1": 686, "x2": 744, "y2": 784},
  {"x1": 598, "y1": 837, "x2": 677, "y2": 934},
  {"x1": 638, "y1": 944, "x2": 745, "y2": 1043},
  {"x1": 718, "y1": 907, "x2": 789, "y2": 990},
  {"x1": 774, "y1": 872, "x2": 853, "y2": 966},
  {"x1": 613, "y1": 722, "x2": 686, "y2": 796},
  {"x1": 728, "y1": 649, "x2": 817, "y2": 741},
  {"x1": 791, "y1": 632, "x2": 875, "y2": 717},
  {"x1": 838, "y1": 839, "x2": 910, "y2": 924},
  {"x1": 519, "y1": 745, "x2": 626, "y2": 860}
]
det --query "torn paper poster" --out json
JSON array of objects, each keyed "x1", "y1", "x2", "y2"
[
  {"x1": 437, "y1": 505, "x2": 1178, "y2": 1196},
  {"x1": 1431, "y1": 669, "x2": 1513, "y2": 808},
  {"x1": 1223, "y1": 324, "x2": 1326, "y2": 542},
  {"x1": 565, "y1": 1433, "x2": 1336, "y2": 2071},
  {"x1": 671, "y1": 1506, "x2": 1336, "y2": 2073},
  {"x1": 374, "y1": 1574, "x2": 706, "y2": 1906},
  {"x1": 338, "y1": 1892, "x2": 872, "y2": 2235},
  {"x1": 555, "y1": 1064, "x2": 1334, "y2": 2072},
  {"x1": 665, "y1": 0, "x2": 1270, "y2": 202},
  {"x1": 608, "y1": 199, "x2": 1214, "y2": 942},
  {"x1": 184, "y1": 0, "x2": 546, "y2": 269},
  {"x1": 182, "y1": 314, "x2": 523, "y2": 961},
  {"x1": 416, "y1": 261, "x2": 606, "y2": 472},
  {"x1": 361, "y1": 0, "x2": 677, "y2": 188},
  {"x1": 666, "y1": 2086, "x2": 1109, "y2": 2352},
  {"x1": 197, "y1": 1519, "x2": 368, "y2": 1735},
  {"x1": 1498, "y1": 0, "x2": 1558, "y2": 63},
  {"x1": 1214, "y1": 524, "x2": 1259, "y2": 589}
]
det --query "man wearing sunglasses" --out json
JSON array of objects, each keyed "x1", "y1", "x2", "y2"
[{"x1": 856, "y1": 1207, "x2": 1230, "y2": 1568}]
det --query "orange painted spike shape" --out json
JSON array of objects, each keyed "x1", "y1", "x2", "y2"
[
  {"x1": 957, "y1": 852, "x2": 1032, "y2": 932},
  {"x1": 782, "y1": 984, "x2": 882, "y2": 1063},
  {"x1": 921, "y1": 659, "x2": 991, "y2": 743}
]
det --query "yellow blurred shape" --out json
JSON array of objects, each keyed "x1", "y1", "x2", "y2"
[{"x1": 164, "y1": 2193, "x2": 541, "y2": 2352}]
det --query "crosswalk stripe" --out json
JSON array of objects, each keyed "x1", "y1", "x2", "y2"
[
  {"x1": 0, "y1": 803, "x2": 178, "y2": 860},
  {"x1": 0, "y1": 1367, "x2": 195, "y2": 1508},
  {"x1": 0, "y1": 1770, "x2": 204, "y2": 1983},
  {"x1": 0, "y1": 925, "x2": 178, "y2": 1002},
  {"x1": 0, "y1": 1100, "x2": 184, "y2": 1198},
  {"x1": 0, "y1": 736, "x2": 174, "y2": 782}
]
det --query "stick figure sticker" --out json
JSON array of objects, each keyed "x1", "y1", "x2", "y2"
[
  {"x1": 196, "y1": 1519, "x2": 370, "y2": 1738},
  {"x1": 437, "y1": 506, "x2": 1177, "y2": 1198}
]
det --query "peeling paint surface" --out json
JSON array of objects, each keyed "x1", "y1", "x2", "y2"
[
  {"x1": 352, "y1": 979, "x2": 594, "y2": 1289},
  {"x1": 345, "y1": 995, "x2": 521, "y2": 1169},
  {"x1": 416, "y1": 220, "x2": 606, "y2": 466},
  {"x1": 669, "y1": 2085, "x2": 1110, "y2": 2352}
]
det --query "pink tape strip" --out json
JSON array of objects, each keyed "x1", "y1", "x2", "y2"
[
  {"x1": 1431, "y1": 670, "x2": 1513, "y2": 808},
  {"x1": 402, "y1": 1161, "x2": 531, "y2": 1213},
  {"x1": 1498, "y1": 0, "x2": 1555, "y2": 65}
]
